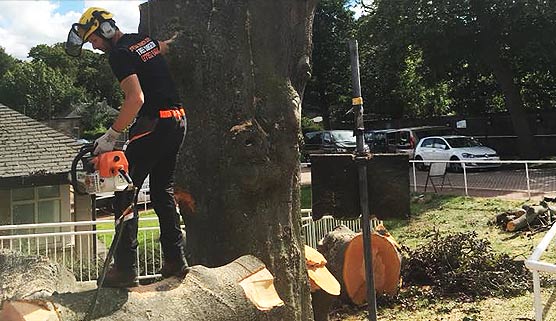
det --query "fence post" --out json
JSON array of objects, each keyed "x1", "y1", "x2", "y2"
[
  {"x1": 533, "y1": 270, "x2": 542, "y2": 321},
  {"x1": 412, "y1": 161, "x2": 417, "y2": 192},
  {"x1": 462, "y1": 161, "x2": 468, "y2": 196},
  {"x1": 525, "y1": 162, "x2": 531, "y2": 199}
]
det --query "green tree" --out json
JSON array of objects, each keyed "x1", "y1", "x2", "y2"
[
  {"x1": 0, "y1": 61, "x2": 87, "y2": 120},
  {"x1": 359, "y1": 0, "x2": 556, "y2": 158},
  {"x1": 0, "y1": 47, "x2": 17, "y2": 78},
  {"x1": 303, "y1": 0, "x2": 357, "y2": 128},
  {"x1": 28, "y1": 44, "x2": 123, "y2": 108}
]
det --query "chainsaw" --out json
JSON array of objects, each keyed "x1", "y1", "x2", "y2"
[
  {"x1": 70, "y1": 144, "x2": 132, "y2": 195},
  {"x1": 70, "y1": 144, "x2": 137, "y2": 321}
]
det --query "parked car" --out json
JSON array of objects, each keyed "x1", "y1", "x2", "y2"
[
  {"x1": 385, "y1": 126, "x2": 456, "y2": 158},
  {"x1": 413, "y1": 135, "x2": 500, "y2": 172},
  {"x1": 302, "y1": 130, "x2": 368, "y2": 162}
]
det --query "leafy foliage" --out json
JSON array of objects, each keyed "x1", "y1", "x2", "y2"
[
  {"x1": 0, "y1": 47, "x2": 17, "y2": 78},
  {"x1": 356, "y1": 0, "x2": 556, "y2": 118},
  {"x1": 0, "y1": 44, "x2": 123, "y2": 132},
  {"x1": 0, "y1": 60, "x2": 87, "y2": 120},
  {"x1": 303, "y1": 0, "x2": 357, "y2": 128},
  {"x1": 402, "y1": 231, "x2": 530, "y2": 298}
]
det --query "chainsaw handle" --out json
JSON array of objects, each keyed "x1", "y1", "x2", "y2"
[{"x1": 70, "y1": 144, "x2": 95, "y2": 195}]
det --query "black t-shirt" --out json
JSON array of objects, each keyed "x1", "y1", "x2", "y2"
[{"x1": 109, "y1": 33, "x2": 181, "y2": 118}]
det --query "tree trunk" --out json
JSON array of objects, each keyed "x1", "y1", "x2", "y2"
[
  {"x1": 139, "y1": 1, "x2": 317, "y2": 320},
  {"x1": 470, "y1": 0, "x2": 538, "y2": 159},
  {"x1": 1, "y1": 254, "x2": 288, "y2": 321}
]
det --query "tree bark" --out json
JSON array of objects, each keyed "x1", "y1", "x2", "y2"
[
  {"x1": 470, "y1": 0, "x2": 538, "y2": 159},
  {"x1": 139, "y1": 1, "x2": 317, "y2": 320}
]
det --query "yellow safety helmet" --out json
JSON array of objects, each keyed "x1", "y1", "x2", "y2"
[{"x1": 65, "y1": 7, "x2": 116, "y2": 57}]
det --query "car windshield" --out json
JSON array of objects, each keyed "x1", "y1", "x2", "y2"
[
  {"x1": 331, "y1": 131, "x2": 355, "y2": 142},
  {"x1": 445, "y1": 137, "x2": 482, "y2": 148}
]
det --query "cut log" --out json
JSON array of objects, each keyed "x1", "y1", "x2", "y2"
[
  {"x1": 506, "y1": 204, "x2": 548, "y2": 232},
  {"x1": 317, "y1": 225, "x2": 401, "y2": 306},
  {"x1": 304, "y1": 245, "x2": 341, "y2": 321},
  {"x1": 0, "y1": 254, "x2": 287, "y2": 321},
  {"x1": 304, "y1": 245, "x2": 340, "y2": 296},
  {"x1": 0, "y1": 249, "x2": 78, "y2": 305}
]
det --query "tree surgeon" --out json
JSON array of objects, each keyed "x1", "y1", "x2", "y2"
[{"x1": 65, "y1": 7, "x2": 189, "y2": 287}]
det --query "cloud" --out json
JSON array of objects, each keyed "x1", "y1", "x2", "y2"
[{"x1": 0, "y1": 1, "x2": 142, "y2": 60}]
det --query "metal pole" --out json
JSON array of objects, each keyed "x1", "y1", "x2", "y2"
[
  {"x1": 525, "y1": 163, "x2": 531, "y2": 199},
  {"x1": 412, "y1": 162, "x2": 417, "y2": 193},
  {"x1": 349, "y1": 39, "x2": 378, "y2": 321},
  {"x1": 462, "y1": 162, "x2": 468, "y2": 196}
]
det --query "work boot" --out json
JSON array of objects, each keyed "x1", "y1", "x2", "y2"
[
  {"x1": 159, "y1": 258, "x2": 190, "y2": 278},
  {"x1": 98, "y1": 265, "x2": 139, "y2": 288}
]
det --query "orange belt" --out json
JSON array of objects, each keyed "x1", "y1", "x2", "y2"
[{"x1": 159, "y1": 108, "x2": 185, "y2": 119}]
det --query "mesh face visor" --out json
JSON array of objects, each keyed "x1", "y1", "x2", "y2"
[{"x1": 65, "y1": 24, "x2": 85, "y2": 57}]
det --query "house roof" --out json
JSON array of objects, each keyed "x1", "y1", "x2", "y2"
[{"x1": 0, "y1": 103, "x2": 81, "y2": 180}]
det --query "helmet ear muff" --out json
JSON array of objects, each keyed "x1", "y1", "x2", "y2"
[{"x1": 99, "y1": 20, "x2": 116, "y2": 39}]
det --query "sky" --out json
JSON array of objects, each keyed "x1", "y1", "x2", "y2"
[
  {"x1": 0, "y1": 0, "x2": 371, "y2": 61},
  {"x1": 0, "y1": 1, "x2": 143, "y2": 60}
]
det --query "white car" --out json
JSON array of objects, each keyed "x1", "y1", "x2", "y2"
[{"x1": 414, "y1": 136, "x2": 500, "y2": 172}]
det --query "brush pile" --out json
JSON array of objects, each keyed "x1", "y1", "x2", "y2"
[{"x1": 401, "y1": 231, "x2": 530, "y2": 298}]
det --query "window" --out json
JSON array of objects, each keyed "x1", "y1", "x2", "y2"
[
  {"x1": 11, "y1": 186, "x2": 61, "y2": 227},
  {"x1": 306, "y1": 132, "x2": 322, "y2": 145},
  {"x1": 433, "y1": 138, "x2": 448, "y2": 150},
  {"x1": 421, "y1": 138, "x2": 434, "y2": 148},
  {"x1": 398, "y1": 131, "x2": 410, "y2": 147}
]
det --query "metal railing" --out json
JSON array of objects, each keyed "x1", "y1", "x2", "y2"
[
  {"x1": 410, "y1": 159, "x2": 556, "y2": 199},
  {"x1": 0, "y1": 209, "x2": 361, "y2": 283},
  {"x1": 0, "y1": 217, "x2": 163, "y2": 282},
  {"x1": 525, "y1": 222, "x2": 556, "y2": 321}
]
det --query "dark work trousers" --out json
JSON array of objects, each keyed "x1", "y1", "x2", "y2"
[{"x1": 112, "y1": 114, "x2": 186, "y2": 271}]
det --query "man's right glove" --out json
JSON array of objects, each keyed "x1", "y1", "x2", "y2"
[{"x1": 94, "y1": 127, "x2": 120, "y2": 155}]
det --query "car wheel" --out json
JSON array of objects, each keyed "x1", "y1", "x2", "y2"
[
  {"x1": 414, "y1": 156, "x2": 427, "y2": 171},
  {"x1": 449, "y1": 156, "x2": 462, "y2": 172}
]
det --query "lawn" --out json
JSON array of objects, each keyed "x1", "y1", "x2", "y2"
[
  {"x1": 332, "y1": 193, "x2": 556, "y2": 321},
  {"x1": 96, "y1": 210, "x2": 160, "y2": 250}
]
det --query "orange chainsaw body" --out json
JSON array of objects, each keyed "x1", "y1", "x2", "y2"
[{"x1": 91, "y1": 151, "x2": 129, "y2": 178}]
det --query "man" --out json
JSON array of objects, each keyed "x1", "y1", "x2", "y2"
[{"x1": 66, "y1": 7, "x2": 188, "y2": 287}]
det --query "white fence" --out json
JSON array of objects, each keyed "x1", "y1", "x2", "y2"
[
  {"x1": 0, "y1": 209, "x2": 362, "y2": 283},
  {"x1": 525, "y1": 223, "x2": 556, "y2": 321},
  {"x1": 410, "y1": 159, "x2": 556, "y2": 199}
]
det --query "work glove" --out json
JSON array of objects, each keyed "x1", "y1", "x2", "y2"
[{"x1": 94, "y1": 127, "x2": 120, "y2": 155}]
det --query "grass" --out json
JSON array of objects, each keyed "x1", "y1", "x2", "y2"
[
  {"x1": 333, "y1": 193, "x2": 556, "y2": 321},
  {"x1": 96, "y1": 210, "x2": 160, "y2": 250}
]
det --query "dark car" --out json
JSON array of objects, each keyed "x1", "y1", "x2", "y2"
[{"x1": 302, "y1": 130, "x2": 366, "y2": 162}]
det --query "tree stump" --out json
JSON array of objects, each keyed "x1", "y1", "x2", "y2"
[{"x1": 317, "y1": 225, "x2": 401, "y2": 305}]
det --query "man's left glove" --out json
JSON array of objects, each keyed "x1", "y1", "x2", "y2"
[{"x1": 94, "y1": 127, "x2": 121, "y2": 155}]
